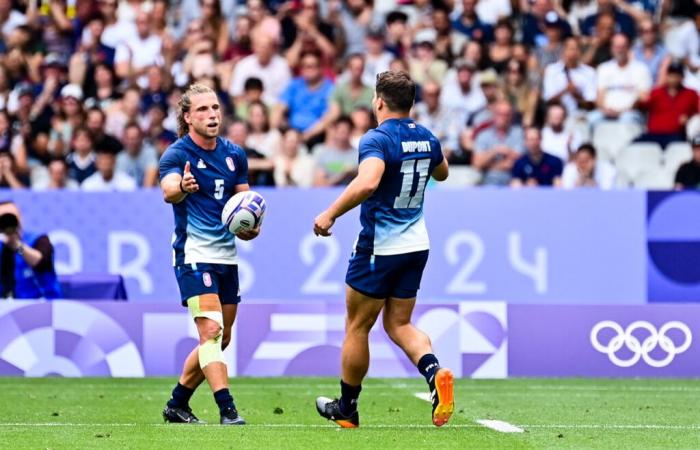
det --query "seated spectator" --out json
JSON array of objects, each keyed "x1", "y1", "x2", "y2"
[
  {"x1": 580, "y1": 0, "x2": 637, "y2": 40},
  {"x1": 274, "y1": 128, "x2": 314, "y2": 188},
  {"x1": 488, "y1": 19, "x2": 514, "y2": 74},
  {"x1": 590, "y1": 33, "x2": 651, "y2": 125},
  {"x1": 580, "y1": 12, "x2": 614, "y2": 68},
  {"x1": 439, "y1": 59, "x2": 486, "y2": 129},
  {"x1": 561, "y1": 143, "x2": 617, "y2": 189},
  {"x1": 473, "y1": 100, "x2": 524, "y2": 186},
  {"x1": 361, "y1": 28, "x2": 393, "y2": 85},
  {"x1": 312, "y1": 117, "x2": 358, "y2": 186},
  {"x1": 0, "y1": 1, "x2": 27, "y2": 42},
  {"x1": 145, "y1": 104, "x2": 177, "y2": 157},
  {"x1": 633, "y1": 19, "x2": 669, "y2": 85},
  {"x1": 34, "y1": 157, "x2": 79, "y2": 190},
  {"x1": 49, "y1": 84, "x2": 85, "y2": 157},
  {"x1": 235, "y1": 77, "x2": 264, "y2": 122},
  {"x1": 675, "y1": 135, "x2": 700, "y2": 189},
  {"x1": 668, "y1": 6, "x2": 700, "y2": 91},
  {"x1": 116, "y1": 122, "x2": 159, "y2": 187},
  {"x1": 541, "y1": 103, "x2": 583, "y2": 161},
  {"x1": 229, "y1": 30, "x2": 291, "y2": 106},
  {"x1": 409, "y1": 29, "x2": 449, "y2": 85},
  {"x1": 504, "y1": 60, "x2": 539, "y2": 128},
  {"x1": 636, "y1": 61, "x2": 699, "y2": 148},
  {"x1": 105, "y1": 86, "x2": 143, "y2": 140},
  {"x1": 246, "y1": 100, "x2": 282, "y2": 159},
  {"x1": 226, "y1": 120, "x2": 275, "y2": 186},
  {"x1": 350, "y1": 106, "x2": 373, "y2": 149},
  {"x1": 272, "y1": 51, "x2": 334, "y2": 143},
  {"x1": 452, "y1": 0, "x2": 493, "y2": 43},
  {"x1": 83, "y1": 63, "x2": 120, "y2": 111},
  {"x1": 383, "y1": 10, "x2": 411, "y2": 58},
  {"x1": 511, "y1": 127, "x2": 563, "y2": 187},
  {"x1": 543, "y1": 37, "x2": 597, "y2": 120},
  {"x1": 280, "y1": 0, "x2": 337, "y2": 65},
  {"x1": 432, "y1": 6, "x2": 467, "y2": 65},
  {"x1": 534, "y1": 12, "x2": 566, "y2": 70},
  {"x1": 81, "y1": 147, "x2": 137, "y2": 191},
  {"x1": 413, "y1": 80, "x2": 460, "y2": 159},
  {"x1": 0, "y1": 201, "x2": 62, "y2": 299},
  {"x1": 323, "y1": 54, "x2": 374, "y2": 128},
  {"x1": 521, "y1": 0, "x2": 571, "y2": 47},
  {"x1": 566, "y1": 0, "x2": 597, "y2": 35},
  {"x1": 65, "y1": 127, "x2": 96, "y2": 185},
  {"x1": 331, "y1": 0, "x2": 374, "y2": 57},
  {"x1": 468, "y1": 69, "x2": 504, "y2": 129},
  {"x1": 0, "y1": 152, "x2": 27, "y2": 188},
  {"x1": 114, "y1": 10, "x2": 163, "y2": 89}
]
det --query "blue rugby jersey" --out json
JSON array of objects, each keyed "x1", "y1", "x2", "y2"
[
  {"x1": 159, "y1": 135, "x2": 248, "y2": 265},
  {"x1": 355, "y1": 118, "x2": 443, "y2": 255}
]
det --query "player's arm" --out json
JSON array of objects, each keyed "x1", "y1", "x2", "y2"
[
  {"x1": 232, "y1": 154, "x2": 260, "y2": 241},
  {"x1": 432, "y1": 158, "x2": 449, "y2": 182},
  {"x1": 314, "y1": 157, "x2": 385, "y2": 237},
  {"x1": 161, "y1": 161, "x2": 198, "y2": 204}
]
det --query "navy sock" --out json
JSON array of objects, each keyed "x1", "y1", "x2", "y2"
[
  {"x1": 417, "y1": 353, "x2": 440, "y2": 384},
  {"x1": 214, "y1": 388, "x2": 235, "y2": 414},
  {"x1": 339, "y1": 380, "x2": 361, "y2": 416},
  {"x1": 167, "y1": 383, "x2": 195, "y2": 409}
]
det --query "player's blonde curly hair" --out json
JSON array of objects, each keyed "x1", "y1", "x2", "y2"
[{"x1": 176, "y1": 83, "x2": 216, "y2": 138}]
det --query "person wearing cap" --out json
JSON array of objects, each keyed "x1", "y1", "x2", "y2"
[
  {"x1": 409, "y1": 29, "x2": 448, "y2": 85},
  {"x1": 534, "y1": 11, "x2": 565, "y2": 70},
  {"x1": 675, "y1": 136, "x2": 700, "y2": 189},
  {"x1": 81, "y1": 145, "x2": 137, "y2": 192},
  {"x1": 591, "y1": 33, "x2": 651, "y2": 126},
  {"x1": 636, "y1": 61, "x2": 699, "y2": 148},
  {"x1": 439, "y1": 58, "x2": 486, "y2": 129},
  {"x1": 467, "y1": 68, "x2": 503, "y2": 129},
  {"x1": 521, "y1": 0, "x2": 571, "y2": 47}
]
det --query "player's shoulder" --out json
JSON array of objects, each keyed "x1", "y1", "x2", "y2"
[
  {"x1": 160, "y1": 137, "x2": 188, "y2": 162},
  {"x1": 218, "y1": 137, "x2": 247, "y2": 159}
]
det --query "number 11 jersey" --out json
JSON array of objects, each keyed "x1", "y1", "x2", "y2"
[
  {"x1": 355, "y1": 118, "x2": 444, "y2": 256},
  {"x1": 159, "y1": 135, "x2": 249, "y2": 266}
]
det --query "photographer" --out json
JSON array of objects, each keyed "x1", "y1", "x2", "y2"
[{"x1": 0, "y1": 201, "x2": 62, "y2": 299}]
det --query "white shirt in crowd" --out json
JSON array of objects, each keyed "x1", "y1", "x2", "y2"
[
  {"x1": 541, "y1": 126, "x2": 583, "y2": 162},
  {"x1": 439, "y1": 69, "x2": 486, "y2": 127},
  {"x1": 114, "y1": 34, "x2": 163, "y2": 88},
  {"x1": 1, "y1": 9, "x2": 27, "y2": 39},
  {"x1": 596, "y1": 59, "x2": 652, "y2": 111},
  {"x1": 542, "y1": 61, "x2": 597, "y2": 116},
  {"x1": 561, "y1": 160, "x2": 617, "y2": 190},
  {"x1": 82, "y1": 172, "x2": 137, "y2": 191},
  {"x1": 229, "y1": 54, "x2": 291, "y2": 105}
]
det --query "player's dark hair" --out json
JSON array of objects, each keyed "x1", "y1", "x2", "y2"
[
  {"x1": 177, "y1": 83, "x2": 216, "y2": 137},
  {"x1": 375, "y1": 71, "x2": 415, "y2": 113},
  {"x1": 577, "y1": 143, "x2": 596, "y2": 158}
]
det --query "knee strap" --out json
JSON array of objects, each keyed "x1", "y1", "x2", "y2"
[{"x1": 187, "y1": 295, "x2": 225, "y2": 368}]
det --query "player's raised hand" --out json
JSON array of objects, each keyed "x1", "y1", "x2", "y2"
[
  {"x1": 314, "y1": 211, "x2": 335, "y2": 237},
  {"x1": 180, "y1": 161, "x2": 199, "y2": 193},
  {"x1": 236, "y1": 224, "x2": 260, "y2": 241}
]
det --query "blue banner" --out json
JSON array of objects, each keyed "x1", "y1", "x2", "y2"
[{"x1": 5, "y1": 189, "x2": 647, "y2": 304}]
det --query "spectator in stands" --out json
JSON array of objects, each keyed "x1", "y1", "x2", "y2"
[
  {"x1": 26, "y1": 0, "x2": 74, "y2": 60},
  {"x1": 273, "y1": 51, "x2": 334, "y2": 143},
  {"x1": 560, "y1": 143, "x2": 617, "y2": 189},
  {"x1": 580, "y1": 0, "x2": 638, "y2": 40},
  {"x1": 469, "y1": 69, "x2": 503, "y2": 129},
  {"x1": 543, "y1": 37, "x2": 597, "y2": 120},
  {"x1": 281, "y1": 0, "x2": 337, "y2": 65},
  {"x1": 534, "y1": 12, "x2": 567, "y2": 70},
  {"x1": 0, "y1": 0, "x2": 27, "y2": 42},
  {"x1": 384, "y1": 10, "x2": 411, "y2": 58},
  {"x1": 452, "y1": 0, "x2": 493, "y2": 43},
  {"x1": 674, "y1": 135, "x2": 700, "y2": 189},
  {"x1": 633, "y1": 18, "x2": 669, "y2": 85},
  {"x1": 473, "y1": 100, "x2": 524, "y2": 186},
  {"x1": 590, "y1": 33, "x2": 651, "y2": 125},
  {"x1": 413, "y1": 80, "x2": 460, "y2": 159},
  {"x1": 0, "y1": 201, "x2": 62, "y2": 299},
  {"x1": 226, "y1": 119, "x2": 275, "y2": 186},
  {"x1": 104, "y1": 86, "x2": 142, "y2": 140},
  {"x1": 49, "y1": 84, "x2": 85, "y2": 157},
  {"x1": 521, "y1": 0, "x2": 571, "y2": 48},
  {"x1": 323, "y1": 54, "x2": 374, "y2": 127},
  {"x1": 0, "y1": 152, "x2": 27, "y2": 188},
  {"x1": 349, "y1": 106, "x2": 373, "y2": 149},
  {"x1": 362, "y1": 27, "x2": 393, "y2": 85},
  {"x1": 234, "y1": 77, "x2": 264, "y2": 122},
  {"x1": 439, "y1": 59, "x2": 486, "y2": 131},
  {"x1": 199, "y1": 0, "x2": 231, "y2": 58},
  {"x1": 488, "y1": 19, "x2": 514, "y2": 75},
  {"x1": 114, "y1": 10, "x2": 163, "y2": 89},
  {"x1": 274, "y1": 128, "x2": 314, "y2": 188},
  {"x1": 432, "y1": 6, "x2": 467, "y2": 65},
  {"x1": 141, "y1": 66, "x2": 170, "y2": 115},
  {"x1": 83, "y1": 62, "x2": 119, "y2": 111},
  {"x1": 116, "y1": 122, "x2": 158, "y2": 187},
  {"x1": 35, "y1": 157, "x2": 78, "y2": 190},
  {"x1": 504, "y1": 60, "x2": 539, "y2": 128},
  {"x1": 636, "y1": 61, "x2": 699, "y2": 148},
  {"x1": 81, "y1": 147, "x2": 137, "y2": 191},
  {"x1": 69, "y1": 14, "x2": 116, "y2": 102},
  {"x1": 65, "y1": 126, "x2": 96, "y2": 185},
  {"x1": 668, "y1": 6, "x2": 700, "y2": 91},
  {"x1": 409, "y1": 29, "x2": 449, "y2": 85},
  {"x1": 581, "y1": 12, "x2": 615, "y2": 67},
  {"x1": 229, "y1": 30, "x2": 291, "y2": 107},
  {"x1": 145, "y1": 104, "x2": 177, "y2": 157},
  {"x1": 330, "y1": 0, "x2": 374, "y2": 56},
  {"x1": 312, "y1": 116, "x2": 357, "y2": 186},
  {"x1": 565, "y1": 0, "x2": 597, "y2": 35},
  {"x1": 246, "y1": 100, "x2": 281, "y2": 159},
  {"x1": 541, "y1": 102, "x2": 582, "y2": 161},
  {"x1": 511, "y1": 127, "x2": 563, "y2": 187}
]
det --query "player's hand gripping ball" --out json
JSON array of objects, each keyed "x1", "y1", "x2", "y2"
[{"x1": 221, "y1": 191, "x2": 267, "y2": 235}]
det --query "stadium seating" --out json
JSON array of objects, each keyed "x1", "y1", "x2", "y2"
[
  {"x1": 616, "y1": 142, "x2": 663, "y2": 182},
  {"x1": 437, "y1": 166, "x2": 482, "y2": 187},
  {"x1": 592, "y1": 122, "x2": 643, "y2": 162},
  {"x1": 663, "y1": 142, "x2": 693, "y2": 174}
]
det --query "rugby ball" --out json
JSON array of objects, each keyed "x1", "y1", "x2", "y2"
[{"x1": 221, "y1": 190, "x2": 267, "y2": 234}]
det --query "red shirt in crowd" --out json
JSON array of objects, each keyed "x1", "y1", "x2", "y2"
[{"x1": 639, "y1": 86, "x2": 699, "y2": 134}]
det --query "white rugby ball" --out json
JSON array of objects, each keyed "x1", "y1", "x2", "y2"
[{"x1": 221, "y1": 190, "x2": 267, "y2": 234}]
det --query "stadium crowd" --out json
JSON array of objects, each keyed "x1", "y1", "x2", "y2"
[{"x1": 1, "y1": 0, "x2": 700, "y2": 190}]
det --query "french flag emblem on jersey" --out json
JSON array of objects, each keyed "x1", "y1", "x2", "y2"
[
  {"x1": 202, "y1": 272, "x2": 212, "y2": 287},
  {"x1": 226, "y1": 157, "x2": 235, "y2": 171}
]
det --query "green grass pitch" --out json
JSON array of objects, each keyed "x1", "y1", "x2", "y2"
[{"x1": 0, "y1": 377, "x2": 698, "y2": 449}]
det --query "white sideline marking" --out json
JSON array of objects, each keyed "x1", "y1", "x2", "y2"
[
  {"x1": 414, "y1": 392, "x2": 431, "y2": 402},
  {"x1": 476, "y1": 420, "x2": 524, "y2": 433}
]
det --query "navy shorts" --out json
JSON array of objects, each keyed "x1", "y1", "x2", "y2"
[
  {"x1": 345, "y1": 250, "x2": 429, "y2": 299},
  {"x1": 174, "y1": 263, "x2": 241, "y2": 306}
]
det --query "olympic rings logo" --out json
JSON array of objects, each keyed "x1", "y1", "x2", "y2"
[{"x1": 590, "y1": 321, "x2": 692, "y2": 368}]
